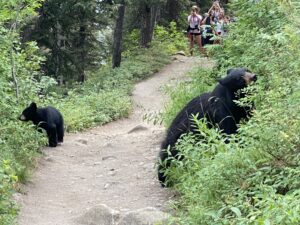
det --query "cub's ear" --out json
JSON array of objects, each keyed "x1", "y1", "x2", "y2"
[{"x1": 29, "y1": 102, "x2": 37, "y2": 110}]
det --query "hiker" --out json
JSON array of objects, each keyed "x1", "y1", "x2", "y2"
[
  {"x1": 214, "y1": 12, "x2": 225, "y2": 44},
  {"x1": 208, "y1": 1, "x2": 224, "y2": 24},
  {"x1": 201, "y1": 12, "x2": 214, "y2": 46},
  {"x1": 187, "y1": 5, "x2": 204, "y2": 55}
]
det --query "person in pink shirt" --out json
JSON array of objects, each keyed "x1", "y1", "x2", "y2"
[{"x1": 187, "y1": 5, "x2": 204, "y2": 55}]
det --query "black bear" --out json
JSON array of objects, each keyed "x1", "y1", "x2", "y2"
[
  {"x1": 158, "y1": 68, "x2": 257, "y2": 186},
  {"x1": 19, "y1": 102, "x2": 64, "y2": 147}
]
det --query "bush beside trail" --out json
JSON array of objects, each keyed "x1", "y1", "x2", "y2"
[{"x1": 163, "y1": 1, "x2": 300, "y2": 224}]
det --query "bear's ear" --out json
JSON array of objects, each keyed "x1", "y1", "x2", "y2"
[
  {"x1": 218, "y1": 76, "x2": 231, "y2": 86},
  {"x1": 29, "y1": 102, "x2": 37, "y2": 111},
  {"x1": 226, "y1": 68, "x2": 234, "y2": 75}
]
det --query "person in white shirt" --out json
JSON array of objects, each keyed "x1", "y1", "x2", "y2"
[
  {"x1": 187, "y1": 6, "x2": 204, "y2": 55},
  {"x1": 208, "y1": 1, "x2": 224, "y2": 23},
  {"x1": 214, "y1": 12, "x2": 225, "y2": 44}
]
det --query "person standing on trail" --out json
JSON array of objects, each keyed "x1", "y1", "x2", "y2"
[
  {"x1": 213, "y1": 12, "x2": 225, "y2": 44},
  {"x1": 201, "y1": 12, "x2": 214, "y2": 46},
  {"x1": 208, "y1": 1, "x2": 224, "y2": 24},
  {"x1": 187, "y1": 5, "x2": 204, "y2": 56}
]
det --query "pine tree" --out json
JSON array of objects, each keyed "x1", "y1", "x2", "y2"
[
  {"x1": 112, "y1": 0, "x2": 126, "y2": 68},
  {"x1": 22, "y1": 0, "x2": 113, "y2": 84}
]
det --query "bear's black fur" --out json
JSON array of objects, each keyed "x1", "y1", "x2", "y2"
[
  {"x1": 19, "y1": 102, "x2": 64, "y2": 147},
  {"x1": 158, "y1": 68, "x2": 257, "y2": 186}
]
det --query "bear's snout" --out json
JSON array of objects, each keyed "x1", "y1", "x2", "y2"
[
  {"x1": 244, "y1": 72, "x2": 257, "y2": 85},
  {"x1": 19, "y1": 114, "x2": 26, "y2": 121},
  {"x1": 251, "y1": 74, "x2": 257, "y2": 82}
]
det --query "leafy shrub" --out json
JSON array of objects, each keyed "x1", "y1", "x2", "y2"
[
  {"x1": 0, "y1": 161, "x2": 18, "y2": 225},
  {"x1": 154, "y1": 21, "x2": 188, "y2": 55},
  {"x1": 163, "y1": 1, "x2": 300, "y2": 224},
  {"x1": 0, "y1": 1, "x2": 45, "y2": 223},
  {"x1": 59, "y1": 91, "x2": 131, "y2": 132}
]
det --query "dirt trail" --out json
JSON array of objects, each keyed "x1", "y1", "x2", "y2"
[{"x1": 17, "y1": 55, "x2": 211, "y2": 225}]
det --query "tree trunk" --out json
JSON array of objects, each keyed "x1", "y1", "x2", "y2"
[
  {"x1": 112, "y1": 1, "x2": 125, "y2": 68},
  {"x1": 10, "y1": 9, "x2": 20, "y2": 100},
  {"x1": 140, "y1": 4, "x2": 152, "y2": 48},
  {"x1": 140, "y1": 4, "x2": 159, "y2": 48},
  {"x1": 166, "y1": 0, "x2": 180, "y2": 23},
  {"x1": 149, "y1": 5, "x2": 159, "y2": 37},
  {"x1": 54, "y1": 21, "x2": 63, "y2": 85},
  {"x1": 78, "y1": 25, "x2": 86, "y2": 82}
]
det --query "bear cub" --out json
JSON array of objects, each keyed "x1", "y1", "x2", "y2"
[
  {"x1": 158, "y1": 68, "x2": 257, "y2": 186},
  {"x1": 19, "y1": 102, "x2": 64, "y2": 147}
]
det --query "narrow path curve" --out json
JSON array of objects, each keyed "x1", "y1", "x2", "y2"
[{"x1": 17, "y1": 55, "x2": 211, "y2": 225}]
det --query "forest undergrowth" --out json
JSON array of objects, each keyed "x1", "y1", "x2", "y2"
[
  {"x1": 0, "y1": 2, "x2": 186, "y2": 222},
  {"x1": 162, "y1": 1, "x2": 300, "y2": 224}
]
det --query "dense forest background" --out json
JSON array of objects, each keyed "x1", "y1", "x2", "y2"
[
  {"x1": 0, "y1": 0, "x2": 299, "y2": 224},
  {"x1": 17, "y1": 0, "x2": 224, "y2": 84}
]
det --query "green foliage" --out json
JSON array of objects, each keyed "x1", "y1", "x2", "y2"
[
  {"x1": 0, "y1": 161, "x2": 18, "y2": 225},
  {"x1": 154, "y1": 21, "x2": 188, "y2": 54},
  {"x1": 22, "y1": 0, "x2": 112, "y2": 83},
  {"x1": 123, "y1": 29, "x2": 140, "y2": 57},
  {"x1": 59, "y1": 91, "x2": 131, "y2": 132},
  {"x1": 0, "y1": 1, "x2": 46, "y2": 223},
  {"x1": 162, "y1": 0, "x2": 300, "y2": 224},
  {"x1": 58, "y1": 42, "x2": 171, "y2": 132}
]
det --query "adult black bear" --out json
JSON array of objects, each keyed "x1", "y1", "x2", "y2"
[
  {"x1": 19, "y1": 102, "x2": 64, "y2": 147},
  {"x1": 158, "y1": 68, "x2": 257, "y2": 186}
]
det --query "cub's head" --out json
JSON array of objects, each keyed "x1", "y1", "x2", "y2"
[
  {"x1": 219, "y1": 68, "x2": 257, "y2": 91},
  {"x1": 19, "y1": 102, "x2": 37, "y2": 121}
]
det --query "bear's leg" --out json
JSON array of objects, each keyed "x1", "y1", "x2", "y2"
[
  {"x1": 48, "y1": 128, "x2": 58, "y2": 147},
  {"x1": 158, "y1": 149, "x2": 169, "y2": 186},
  {"x1": 38, "y1": 122, "x2": 58, "y2": 147},
  {"x1": 158, "y1": 148, "x2": 181, "y2": 187},
  {"x1": 158, "y1": 138, "x2": 173, "y2": 186},
  {"x1": 158, "y1": 138, "x2": 181, "y2": 187},
  {"x1": 57, "y1": 124, "x2": 64, "y2": 143},
  {"x1": 219, "y1": 118, "x2": 238, "y2": 135},
  {"x1": 44, "y1": 124, "x2": 58, "y2": 147}
]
